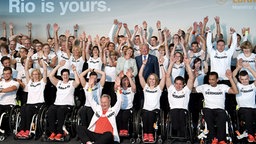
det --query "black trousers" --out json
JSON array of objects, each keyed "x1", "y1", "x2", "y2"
[
  {"x1": 79, "y1": 106, "x2": 94, "y2": 127},
  {"x1": 189, "y1": 92, "x2": 203, "y2": 129},
  {"x1": 77, "y1": 125, "x2": 114, "y2": 144},
  {"x1": 169, "y1": 109, "x2": 188, "y2": 137},
  {"x1": 141, "y1": 109, "x2": 157, "y2": 134},
  {"x1": 238, "y1": 107, "x2": 256, "y2": 135},
  {"x1": 19, "y1": 103, "x2": 43, "y2": 131},
  {"x1": 0, "y1": 105, "x2": 13, "y2": 131},
  {"x1": 47, "y1": 105, "x2": 72, "y2": 134},
  {"x1": 116, "y1": 109, "x2": 131, "y2": 131},
  {"x1": 203, "y1": 108, "x2": 227, "y2": 141}
]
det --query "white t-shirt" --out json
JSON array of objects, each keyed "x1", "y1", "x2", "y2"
[
  {"x1": 84, "y1": 82, "x2": 103, "y2": 107},
  {"x1": 193, "y1": 69, "x2": 205, "y2": 87},
  {"x1": 167, "y1": 85, "x2": 191, "y2": 110},
  {"x1": 196, "y1": 84, "x2": 229, "y2": 109},
  {"x1": 42, "y1": 51, "x2": 57, "y2": 76},
  {"x1": 159, "y1": 56, "x2": 169, "y2": 79},
  {"x1": 236, "y1": 83, "x2": 256, "y2": 108},
  {"x1": 87, "y1": 57, "x2": 102, "y2": 79},
  {"x1": 17, "y1": 68, "x2": 34, "y2": 92},
  {"x1": 143, "y1": 84, "x2": 162, "y2": 111},
  {"x1": 237, "y1": 53, "x2": 256, "y2": 81},
  {"x1": 69, "y1": 56, "x2": 85, "y2": 79},
  {"x1": 31, "y1": 53, "x2": 41, "y2": 69},
  {"x1": 104, "y1": 65, "x2": 116, "y2": 82},
  {"x1": 15, "y1": 57, "x2": 24, "y2": 72},
  {"x1": 171, "y1": 62, "x2": 185, "y2": 83},
  {"x1": 133, "y1": 44, "x2": 141, "y2": 57},
  {"x1": 54, "y1": 80, "x2": 75, "y2": 105},
  {"x1": 148, "y1": 43, "x2": 160, "y2": 57},
  {"x1": 27, "y1": 79, "x2": 46, "y2": 104},
  {"x1": 56, "y1": 50, "x2": 71, "y2": 76},
  {"x1": 0, "y1": 79, "x2": 19, "y2": 105},
  {"x1": 121, "y1": 87, "x2": 135, "y2": 110}
]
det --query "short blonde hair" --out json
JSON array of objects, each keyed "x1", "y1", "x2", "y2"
[{"x1": 31, "y1": 69, "x2": 42, "y2": 81}]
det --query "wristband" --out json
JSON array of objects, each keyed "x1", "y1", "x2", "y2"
[
  {"x1": 144, "y1": 29, "x2": 147, "y2": 31},
  {"x1": 88, "y1": 88, "x2": 92, "y2": 92},
  {"x1": 245, "y1": 31, "x2": 249, "y2": 35},
  {"x1": 158, "y1": 29, "x2": 161, "y2": 31},
  {"x1": 160, "y1": 64, "x2": 163, "y2": 67}
]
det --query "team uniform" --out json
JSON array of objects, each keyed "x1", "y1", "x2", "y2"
[
  {"x1": 196, "y1": 84, "x2": 230, "y2": 142},
  {"x1": 87, "y1": 57, "x2": 102, "y2": 79}
]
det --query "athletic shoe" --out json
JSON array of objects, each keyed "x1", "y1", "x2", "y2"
[
  {"x1": 218, "y1": 140, "x2": 227, "y2": 144},
  {"x1": 54, "y1": 133, "x2": 63, "y2": 141},
  {"x1": 143, "y1": 133, "x2": 148, "y2": 142},
  {"x1": 22, "y1": 130, "x2": 30, "y2": 138},
  {"x1": 248, "y1": 134, "x2": 255, "y2": 143},
  {"x1": 211, "y1": 137, "x2": 218, "y2": 144},
  {"x1": 148, "y1": 133, "x2": 154, "y2": 142},
  {"x1": 123, "y1": 130, "x2": 128, "y2": 136},
  {"x1": 48, "y1": 132, "x2": 56, "y2": 141},
  {"x1": 16, "y1": 130, "x2": 25, "y2": 137}
]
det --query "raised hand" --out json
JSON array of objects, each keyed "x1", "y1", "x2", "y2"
[
  {"x1": 9, "y1": 22, "x2": 14, "y2": 29},
  {"x1": 73, "y1": 24, "x2": 79, "y2": 31},
  {"x1": 59, "y1": 60, "x2": 66, "y2": 67},
  {"x1": 46, "y1": 24, "x2": 51, "y2": 30},
  {"x1": 26, "y1": 22, "x2": 32, "y2": 30},
  {"x1": 113, "y1": 19, "x2": 118, "y2": 25},
  {"x1": 230, "y1": 27, "x2": 236, "y2": 34},
  {"x1": 142, "y1": 21, "x2": 147, "y2": 29},
  {"x1": 134, "y1": 25, "x2": 139, "y2": 32},
  {"x1": 27, "y1": 50, "x2": 34, "y2": 58},
  {"x1": 203, "y1": 16, "x2": 208, "y2": 24},
  {"x1": 225, "y1": 69, "x2": 232, "y2": 79},
  {"x1": 2, "y1": 21, "x2": 6, "y2": 29},
  {"x1": 214, "y1": 16, "x2": 220, "y2": 24},
  {"x1": 123, "y1": 23, "x2": 128, "y2": 29},
  {"x1": 65, "y1": 30, "x2": 71, "y2": 38},
  {"x1": 118, "y1": 22, "x2": 122, "y2": 29},
  {"x1": 156, "y1": 20, "x2": 161, "y2": 29},
  {"x1": 142, "y1": 59, "x2": 147, "y2": 65},
  {"x1": 53, "y1": 23, "x2": 59, "y2": 32}
]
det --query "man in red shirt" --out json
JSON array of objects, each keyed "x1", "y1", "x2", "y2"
[{"x1": 77, "y1": 79, "x2": 122, "y2": 144}]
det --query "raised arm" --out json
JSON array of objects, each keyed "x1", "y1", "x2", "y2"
[
  {"x1": 214, "y1": 16, "x2": 221, "y2": 41},
  {"x1": 202, "y1": 16, "x2": 208, "y2": 36},
  {"x1": 46, "y1": 24, "x2": 51, "y2": 39},
  {"x1": 243, "y1": 61, "x2": 256, "y2": 86},
  {"x1": 184, "y1": 58, "x2": 195, "y2": 90},
  {"x1": 138, "y1": 60, "x2": 147, "y2": 88},
  {"x1": 49, "y1": 60, "x2": 66, "y2": 86},
  {"x1": 232, "y1": 59, "x2": 242, "y2": 84},
  {"x1": 71, "y1": 65, "x2": 80, "y2": 88},
  {"x1": 126, "y1": 70, "x2": 136, "y2": 93},
  {"x1": 9, "y1": 22, "x2": 14, "y2": 37},
  {"x1": 85, "y1": 35, "x2": 92, "y2": 61},
  {"x1": 53, "y1": 23, "x2": 60, "y2": 52},
  {"x1": 156, "y1": 20, "x2": 163, "y2": 44},
  {"x1": 185, "y1": 27, "x2": 192, "y2": 50},
  {"x1": 42, "y1": 58, "x2": 47, "y2": 83},
  {"x1": 2, "y1": 22, "x2": 7, "y2": 38},
  {"x1": 123, "y1": 23, "x2": 132, "y2": 39},
  {"x1": 80, "y1": 31, "x2": 86, "y2": 61},
  {"x1": 73, "y1": 24, "x2": 79, "y2": 38},
  {"x1": 79, "y1": 68, "x2": 91, "y2": 87},
  {"x1": 26, "y1": 22, "x2": 32, "y2": 40},
  {"x1": 166, "y1": 57, "x2": 175, "y2": 88},
  {"x1": 94, "y1": 69, "x2": 106, "y2": 87},
  {"x1": 108, "y1": 19, "x2": 118, "y2": 43},
  {"x1": 114, "y1": 22, "x2": 122, "y2": 45},
  {"x1": 226, "y1": 69, "x2": 238, "y2": 94},
  {"x1": 142, "y1": 21, "x2": 148, "y2": 43},
  {"x1": 158, "y1": 59, "x2": 166, "y2": 90},
  {"x1": 229, "y1": 28, "x2": 237, "y2": 53},
  {"x1": 163, "y1": 29, "x2": 170, "y2": 58},
  {"x1": 25, "y1": 50, "x2": 34, "y2": 83}
]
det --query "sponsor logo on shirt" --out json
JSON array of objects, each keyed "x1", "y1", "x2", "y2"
[
  {"x1": 172, "y1": 94, "x2": 185, "y2": 98},
  {"x1": 30, "y1": 83, "x2": 41, "y2": 87},
  {"x1": 240, "y1": 89, "x2": 253, "y2": 93},
  {"x1": 58, "y1": 85, "x2": 70, "y2": 89},
  {"x1": 214, "y1": 55, "x2": 227, "y2": 59},
  {"x1": 145, "y1": 89, "x2": 157, "y2": 93},
  {"x1": 89, "y1": 60, "x2": 100, "y2": 64}
]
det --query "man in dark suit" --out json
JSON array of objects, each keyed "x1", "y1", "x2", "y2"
[{"x1": 134, "y1": 44, "x2": 159, "y2": 110}]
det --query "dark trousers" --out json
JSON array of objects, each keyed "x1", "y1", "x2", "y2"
[
  {"x1": 19, "y1": 103, "x2": 43, "y2": 131},
  {"x1": 238, "y1": 107, "x2": 256, "y2": 135},
  {"x1": 189, "y1": 92, "x2": 203, "y2": 129},
  {"x1": 203, "y1": 108, "x2": 226, "y2": 141},
  {"x1": 47, "y1": 105, "x2": 72, "y2": 134},
  {"x1": 169, "y1": 109, "x2": 188, "y2": 137},
  {"x1": 0, "y1": 105, "x2": 13, "y2": 131},
  {"x1": 142, "y1": 109, "x2": 157, "y2": 134},
  {"x1": 116, "y1": 109, "x2": 131, "y2": 131},
  {"x1": 79, "y1": 106, "x2": 94, "y2": 127},
  {"x1": 77, "y1": 125, "x2": 114, "y2": 144},
  {"x1": 44, "y1": 77, "x2": 57, "y2": 106}
]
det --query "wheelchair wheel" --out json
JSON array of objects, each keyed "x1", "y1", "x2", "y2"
[
  {"x1": 34, "y1": 105, "x2": 48, "y2": 140},
  {"x1": 159, "y1": 110, "x2": 166, "y2": 140},
  {"x1": 8, "y1": 106, "x2": 20, "y2": 134},
  {"x1": 69, "y1": 107, "x2": 79, "y2": 138}
]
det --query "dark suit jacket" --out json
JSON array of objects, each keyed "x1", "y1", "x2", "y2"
[{"x1": 135, "y1": 54, "x2": 159, "y2": 80}]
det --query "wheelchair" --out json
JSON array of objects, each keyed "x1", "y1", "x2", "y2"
[
  {"x1": 197, "y1": 110, "x2": 234, "y2": 144},
  {"x1": 13, "y1": 104, "x2": 48, "y2": 140},
  {"x1": 134, "y1": 109, "x2": 165, "y2": 144},
  {"x1": 165, "y1": 109, "x2": 193, "y2": 144},
  {"x1": 40, "y1": 105, "x2": 78, "y2": 142},
  {"x1": 0, "y1": 105, "x2": 20, "y2": 141},
  {"x1": 234, "y1": 107, "x2": 256, "y2": 143}
]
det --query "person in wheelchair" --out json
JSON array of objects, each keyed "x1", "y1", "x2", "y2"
[
  {"x1": 165, "y1": 57, "x2": 194, "y2": 137},
  {"x1": 15, "y1": 50, "x2": 47, "y2": 139},
  {"x1": 114, "y1": 70, "x2": 136, "y2": 137},
  {"x1": 0, "y1": 67, "x2": 19, "y2": 134},
  {"x1": 138, "y1": 58, "x2": 165, "y2": 142},
  {"x1": 232, "y1": 59, "x2": 256, "y2": 142},
  {"x1": 195, "y1": 70, "x2": 238, "y2": 144},
  {"x1": 77, "y1": 79, "x2": 122, "y2": 144},
  {"x1": 78, "y1": 68, "x2": 106, "y2": 127},
  {"x1": 46, "y1": 60, "x2": 80, "y2": 141}
]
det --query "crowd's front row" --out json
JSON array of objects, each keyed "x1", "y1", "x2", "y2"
[{"x1": 0, "y1": 54, "x2": 255, "y2": 144}]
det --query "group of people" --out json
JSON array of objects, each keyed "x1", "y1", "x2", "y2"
[{"x1": 0, "y1": 15, "x2": 255, "y2": 144}]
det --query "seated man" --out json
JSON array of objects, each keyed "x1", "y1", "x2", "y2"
[
  {"x1": 0, "y1": 67, "x2": 19, "y2": 133},
  {"x1": 196, "y1": 70, "x2": 238, "y2": 144},
  {"x1": 77, "y1": 78, "x2": 122, "y2": 144}
]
